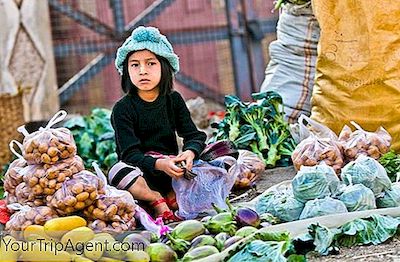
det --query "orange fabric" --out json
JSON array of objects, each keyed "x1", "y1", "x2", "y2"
[{"x1": 310, "y1": 0, "x2": 400, "y2": 151}]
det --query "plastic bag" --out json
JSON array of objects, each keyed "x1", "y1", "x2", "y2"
[
  {"x1": 292, "y1": 164, "x2": 340, "y2": 203},
  {"x1": 5, "y1": 204, "x2": 58, "y2": 239},
  {"x1": 340, "y1": 155, "x2": 392, "y2": 197},
  {"x1": 376, "y1": 174, "x2": 400, "y2": 208},
  {"x1": 18, "y1": 110, "x2": 77, "y2": 165},
  {"x1": 229, "y1": 150, "x2": 265, "y2": 189},
  {"x1": 48, "y1": 170, "x2": 105, "y2": 215},
  {"x1": 12, "y1": 182, "x2": 45, "y2": 207},
  {"x1": 21, "y1": 155, "x2": 84, "y2": 198},
  {"x1": 290, "y1": 114, "x2": 339, "y2": 144},
  {"x1": 338, "y1": 175, "x2": 376, "y2": 212},
  {"x1": 172, "y1": 157, "x2": 237, "y2": 219},
  {"x1": 292, "y1": 133, "x2": 344, "y2": 174},
  {"x1": 84, "y1": 163, "x2": 136, "y2": 233},
  {"x1": 299, "y1": 197, "x2": 348, "y2": 220},
  {"x1": 339, "y1": 121, "x2": 391, "y2": 162},
  {"x1": 255, "y1": 189, "x2": 304, "y2": 222},
  {"x1": 4, "y1": 141, "x2": 27, "y2": 200}
]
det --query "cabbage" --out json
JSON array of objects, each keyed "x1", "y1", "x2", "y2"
[
  {"x1": 255, "y1": 190, "x2": 304, "y2": 222},
  {"x1": 341, "y1": 155, "x2": 391, "y2": 197},
  {"x1": 338, "y1": 184, "x2": 376, "y2": 211},
  {"x1": 299, "y1": 197, "x2": 348, "y2": 219},
  {"x1": 376, "y1": 183, "x2": 400, "y2": 208},
  {"x1": 292, "y1": 164, "x2": 340, "y2": 203}
]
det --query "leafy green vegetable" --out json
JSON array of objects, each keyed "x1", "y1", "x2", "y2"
[
  {"x1": 337, "y1": 214, "x2": 400, "y2": 247},
  {"x1": 376, "y1": 183, "x2": 400, "y2": 208},
  {"x1": 379, "y1": 151, "x2": 400, "y2": 182},
  {"x1": 210, "y1": 91, "x2": 296, "y2": 168},
  {"x1": 63, "y1": 108, "x2": 117, "y2": 171},
  {"x1": 338, "y1": 184, "x2": 376, "y2": 212},
  {"x1": 227, "y1": 240, "x2": 289, "y2": 262},
  {"x1": 299, "y1": 197, "x2": 348, "y2": 220}
]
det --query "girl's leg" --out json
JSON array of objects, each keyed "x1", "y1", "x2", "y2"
[{"x1": 126, "y1": 176, "x2": 171, "y2": 217}]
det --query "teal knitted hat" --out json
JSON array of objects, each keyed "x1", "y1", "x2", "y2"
[{"x1": 115, "y1": 26, "x2": 179, "y2": 75}]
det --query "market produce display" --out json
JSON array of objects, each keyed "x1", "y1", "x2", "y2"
[{"x1": 210, "y1": 91, "x2": 296, "y2": 168}]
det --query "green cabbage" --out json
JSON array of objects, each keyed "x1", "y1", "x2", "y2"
[
  {"x1": 292, "y1": 165, "x2": 340, "y2": 203},
  {"x1": 300, "y1": 197, "x2": 348, "y2": 219},
  {"x1": 376, "y1": 183, "x2": 400, "y2": 208},
  {"x1": 255, "y1": 190, "x2": 304, "y2": 222},
  {"x1": 338, "y1": 184, "x2": 376, "y2": 212},
  {"x1": 341, "y1": 155, "x2": 391, "y2": 197}
]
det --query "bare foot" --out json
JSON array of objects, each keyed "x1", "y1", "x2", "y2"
[{"x1": 166, "y1": 191, "x2": 178, "y2": 210}]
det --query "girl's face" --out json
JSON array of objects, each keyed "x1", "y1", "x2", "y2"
[{"x1": 128, "y1": 50, "x2": 162, "y2": 95}]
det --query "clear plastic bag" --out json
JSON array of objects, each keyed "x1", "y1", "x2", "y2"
[
  {"x1": 84, "y1": 163, "x2": 136, "y2": 233},
  {"x1": 13, "y1": 182, "x2": 45, "y2": 207},
  {"x1": 5, "y1": 204, "x2": 58, "y2": 239},
  {"x1": 21, "y1": 155, "x2": 84, "y2": 198},
  {"x1": 4, "y1": 141, "x2": 27, "y2": 200},
  {"x1": 340, "y1": 155, "x2": 392, "y2": 197},
  {"x1": 292, "y1": 164, "x2": 341, "y2": 203},
  {"x1": 18, "y1": 110, "x2": 77, "y2": 165},
  {"x1": 291, "y1": 133, "x2": 344, "y2": 174},
  {"x1": 290, "y1": 114, "x2": 338, "y2": 144},
  {"x1": 299, "y1": 197, "x2": 348, "y2": 219},
  {"x1": 339, "y1": 121, "x2": 391, "y2": 161},
  {"x1": 48, "y1": 170, "x2": 105, "y2": 215},
  {"x1": 230, "y1": 150, "x2": 265, "y2": 189},
  {"x1": 172, "y1": 157, "x2": 237, "y2": 220}
]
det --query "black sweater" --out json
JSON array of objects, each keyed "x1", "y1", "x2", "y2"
[{"x1": 111, "y1": 91, "x2": 207, "y2": 175}]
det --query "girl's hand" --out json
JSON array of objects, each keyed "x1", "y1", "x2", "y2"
[
  {"x1": 175, "y1": 150, "x2": 196, "y2": 171},
  {"x1": 155, "y1": 158, "x2": 185, "y2": 179}
]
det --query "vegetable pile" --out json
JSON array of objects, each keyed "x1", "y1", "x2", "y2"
[
  {"x1": 63, "y1": 108, "x2": 118, "y2": 171},
  {"x1": 211, "y1": 91, "x2": 296, "y2": 168}
]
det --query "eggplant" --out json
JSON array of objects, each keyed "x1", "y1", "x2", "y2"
[
  {"x1": 181, "y1": 246, "x2": 220, "y2": 262},
  {"x1": 204, "y1": 212, "x2": 237, "y2": 235},
  {"x1": 199, "y1": 140, "x2": 238, "y2": 161},
  {"x1": 140, "y1": 230, "x2": 159, "y2": 243},
  {"x1": 190, "y1": 235, "x2": 216, "y2": 250},
  {"x1": 145, "y1": 243, "x2": 177, "y2": 262},
  {"x1": 123, "y1": 233, "x2": 150, "y2": 250},
  {"x1": 234, "y1": 226, "x2": 258, "y2": 238},
  {"x1": 166, "y1": 234, "x2": 190, "y2": 255},
  {"x1": 171, "y1": 220, "x2": 205, "y2": 241},
  {"x1": 214, "y1": 232, "x2": 230, "y2": 251},
  {"x1": 235, "y1": 207, "x2": 260, "y2": 228},
  {"x1": 223, "y1": 236, "x2": 243, "y2": 250}
]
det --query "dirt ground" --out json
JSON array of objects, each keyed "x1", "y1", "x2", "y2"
[{"x1": 231, "y1": 166, "x2": 400, "y2": 262}]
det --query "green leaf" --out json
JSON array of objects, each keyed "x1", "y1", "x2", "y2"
[
  {"x1": 287, "y1": 254, "x2": 307, "y2": 262},
  {"x1": 78, "y1": 132, "x2": 94, "y2": 157},
  {"x1": 227, "y1": 240, "x2": 288, "y2": 262},
  {"x1": 104, "y1": 153, "x2": 118, "y2": 169},
  {"x1": 63, "y1": 116, "x2": 87, "y2": 130}
]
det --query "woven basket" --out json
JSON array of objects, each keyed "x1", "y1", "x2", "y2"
[{"x1": 0, "y1": 90, "x2": 25, "y2": 170}]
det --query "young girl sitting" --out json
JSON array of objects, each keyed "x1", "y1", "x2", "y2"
[{"x1": 109, "y1": 26, "x2": 207, "y2": 223}]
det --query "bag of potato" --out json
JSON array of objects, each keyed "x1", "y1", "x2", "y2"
[
  {"x1": 17, "y1": 110, "x2": 77, "y2": 165},
  {"x1": 4, "y1": 140, "x2": 27, "y2": 202},
  {"x1": 11, "y1": 182, "x2": 45, "y2": 207},
  {"x1": 290, "y1": 114, "x2": 338, "y2": 144},
  {"x1": 229, "y1": 150, "x2": 265, "y2": 189},
  {"x1": 5, "y1": 204, "x2": 58, "y2": 239},
  {"x1": 339, "y1": 121, "x2": 391, "y2": 162},
  {"x1": 21, "y1": 155, "x2": 84, "y2": 198},
  {"x1": 292, "y1": 133, "x2": 344, "y2": 174},
  {"x1": 83, "y1": 163, "x2": 136, "y2": 234},
  {"x1": 48, "y1": 170, "x2": 106, "y2": 216}
]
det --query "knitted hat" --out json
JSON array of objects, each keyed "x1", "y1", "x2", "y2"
[{"x1": 115, "y1": 26, "x2": 179, "y2": 75}]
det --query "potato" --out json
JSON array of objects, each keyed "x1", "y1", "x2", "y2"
[
  {"x1": 48, "y1": 170, "x2": 105, "y2": 215},
  {"x1": 5, "y1": 206, "x2": 58, "y2": 239}
]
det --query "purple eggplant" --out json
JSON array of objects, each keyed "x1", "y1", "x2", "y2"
[{"x1": 235, "y1": 207, "x2": 260, "y2": 228}]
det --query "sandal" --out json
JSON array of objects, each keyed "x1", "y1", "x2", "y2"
[
  {"x1": 150, "y1": 198, "x2": 182, "y2": 224},
  {"x1": 165, "y1": 197, "x2": 178, "y2": 210}
]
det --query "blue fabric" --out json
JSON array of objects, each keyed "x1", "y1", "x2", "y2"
[{"x1": 115, "y1": 26, "x2": 179, "y2": 74}]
